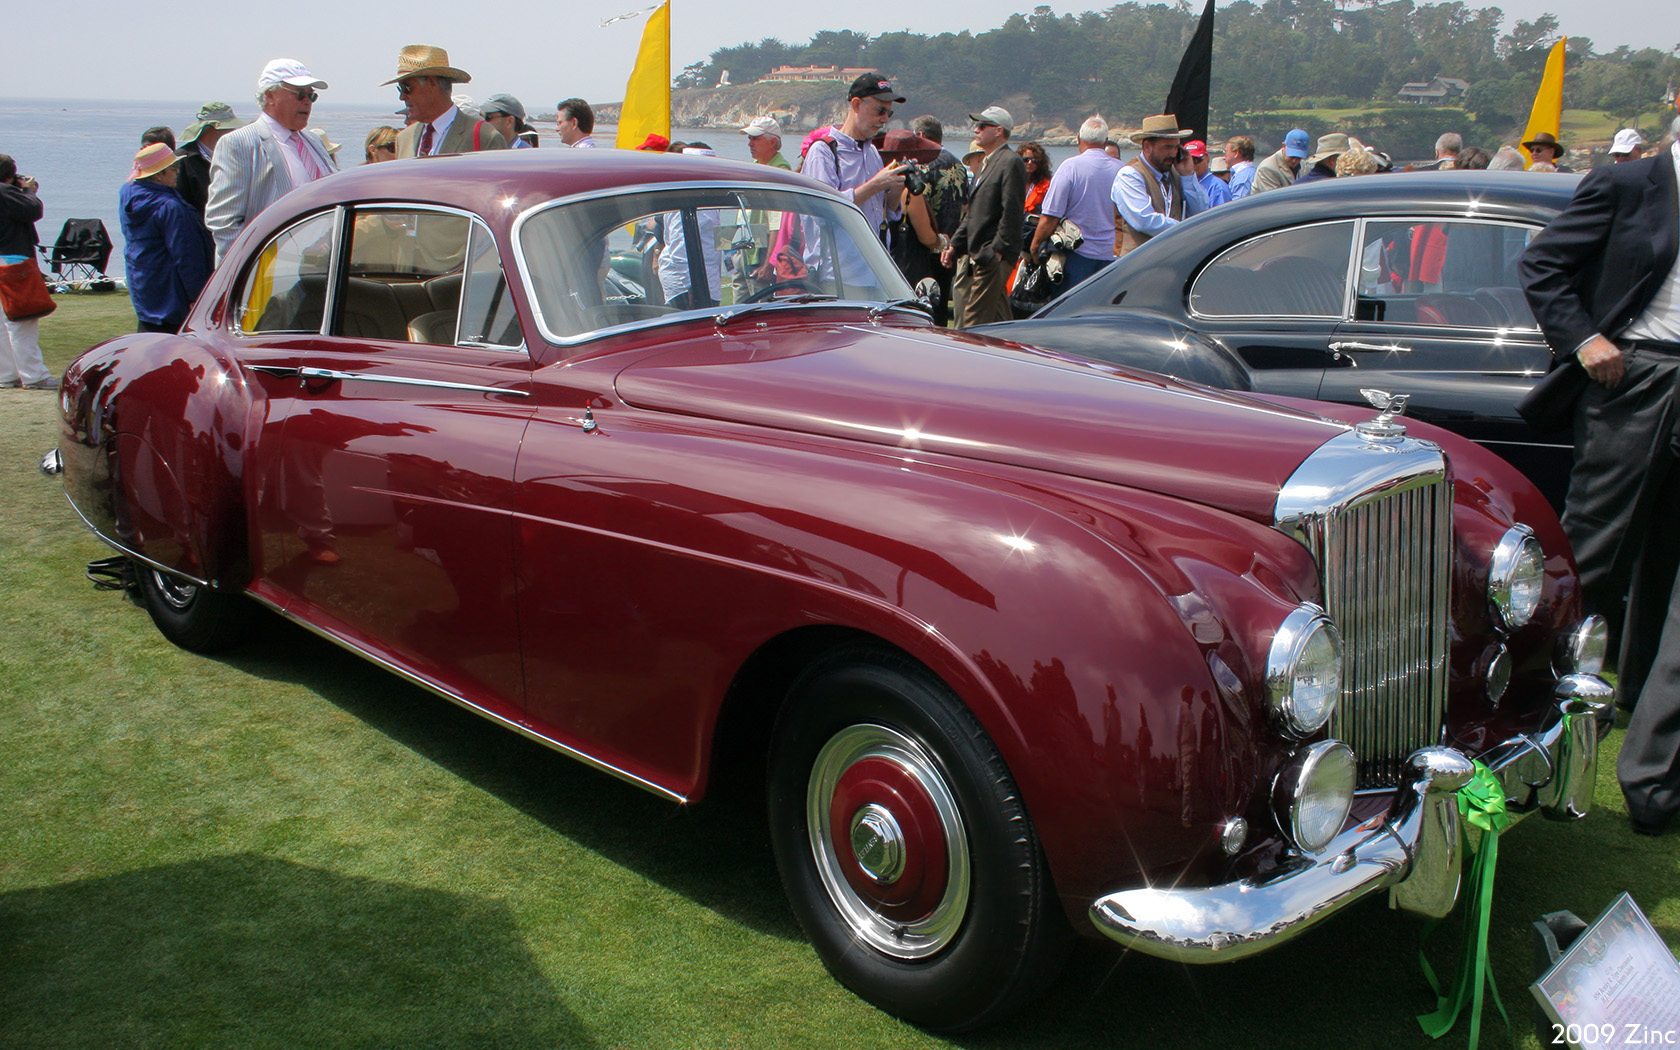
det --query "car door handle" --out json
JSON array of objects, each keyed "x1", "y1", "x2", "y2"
[
  {"x1": 297, "y1": 366, "x2": 530, "y2": 398},
  {"x1": 1330, "y1": 340, "x2": 1413, "y2": 354},
  {"x1": 244, "y1": 363, "x2": 301, "y2": 379}
]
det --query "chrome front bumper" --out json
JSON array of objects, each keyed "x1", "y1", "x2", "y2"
[{"x1": 1089, "y1": 676, "x2": 1613, "y2": 963}]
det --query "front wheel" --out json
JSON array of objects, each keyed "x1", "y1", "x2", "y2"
[
  {"x1": 136, "y1": 563, "x2": 255, "y2": 653},
  {"x1": 767, "y1": 647, "x2": 1068, "y2": 1032}
]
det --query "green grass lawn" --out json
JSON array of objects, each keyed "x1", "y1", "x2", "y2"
[{"x1": 3, "y1": 295, "x2": 1675, "y2": 1049}]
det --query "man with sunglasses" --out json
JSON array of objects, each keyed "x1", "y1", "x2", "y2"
[
  {"x1": 941, "y1": 106, "x2": 1025, "y2": 327},
  {"x1": 205, "y1": 59, "x2": 337, "y2": 263},
  {"x1": 386, "y1": 45, "x2": 506, "y2": 158}
]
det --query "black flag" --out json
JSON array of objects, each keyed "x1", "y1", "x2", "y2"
[{"x1": 1164, "y1": 0, "x2": 1216, "y2": 143}]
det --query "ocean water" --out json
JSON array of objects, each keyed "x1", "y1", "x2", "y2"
[{"x1": 1, "y1": 97, "x2": 1081, "y2": 279}]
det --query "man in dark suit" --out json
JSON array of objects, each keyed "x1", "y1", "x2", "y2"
[
  {"x1": 942, "y1": 105, "x2": 1024, "y2": 328},
  {"x1": 1519, "y1": 130, "x2": 1680, "y2": 834}
]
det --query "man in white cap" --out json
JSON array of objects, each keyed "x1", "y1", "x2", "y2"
[
  {"x1": 387, "y1": 45, "x2": 506, "y2": 157},
  {"x1": 1610, "y1": 128, "x2": 1645, "y2": 163},
  {"x1": 740, "y1": 116, "x2": 789, "y2": 170},
  {"x1": 942, "y1": 105, "x2": 1025, "y2": 327},
  {"x1": 205, "y1": 59, "x2": 337, "y2": 263}
]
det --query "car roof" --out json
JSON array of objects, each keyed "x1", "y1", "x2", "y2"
[
  {"x1": 1046, "y1": 170, "x2": 1582, "y2": 315},
  {"x1": 277, "y1": 148, "x2": 835, "y2": 221}
]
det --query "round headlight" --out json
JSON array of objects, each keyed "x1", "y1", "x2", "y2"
[
  {"x1": 1266, "y1": 605, "x2": 1344, "y2": 737},
  {"x1": 1489, "y1": 525, "x2": 1545, "y2": 630},
  {"x1": 1273, "y1": 740, "x2": 1356, "y2": 854}
]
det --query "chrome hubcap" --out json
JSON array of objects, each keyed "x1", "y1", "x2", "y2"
[
  {"x1": 150, "y1": 569, "x2": 197, "y2": 611},
  {"x1": 807, "y1": 723, "x2": 969, "y2": 959},
  {"x1": 850, "y1": 803, "x2": 906, "y2": 883}
]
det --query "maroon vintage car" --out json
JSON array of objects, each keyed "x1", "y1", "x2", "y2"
[{"x1": 46, "y1": 150, "x2": 1612, "y2": 1031}]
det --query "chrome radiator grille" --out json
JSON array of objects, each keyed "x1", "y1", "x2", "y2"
[{"x1": 1275, "y1": 431, "x2": 1453, "y2": 789}]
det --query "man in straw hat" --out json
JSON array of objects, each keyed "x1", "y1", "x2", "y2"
[
  {"x1": 175, "y1": 103, "x2": 244, "y2": 215},
  {"x1": 1111, "y1": 113, "x2": 1207, "y2": 258},
  {"x1": 386, "y1": 45, "x2": 506, "y2": 158},
  {"x1": 120, "y1": 143, "x2": 213, "y2": 333},
  {"x1": 205, "y1": 59, "x2": 337, "y2": 263}
]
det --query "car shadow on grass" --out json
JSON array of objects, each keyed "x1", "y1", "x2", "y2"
[
  {"x1": 217, "y1": 611, "x2": 804, "y2": 945},
  {"x1": 0, "y1": 853, "x2": 592, "y2": 1050}
]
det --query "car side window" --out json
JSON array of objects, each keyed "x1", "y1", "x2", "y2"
[
  {"x1": 1355, "y1": 220, "x2": 1538, "y2": 329},
  {"x1": 237, "y1": 211, "x2": 336, "y2": 333},
  {"x1": 1189, "y1": 221, "x2": 1354, "y2": 319},
  {"x1": 340, "y1": 207, "x2": 478, "y2": 346},
  {"x1": 458, "y1": 222, "x2": 523, "y2": 348}
]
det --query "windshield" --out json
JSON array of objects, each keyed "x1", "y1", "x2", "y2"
[{"x1": 517, "y1": 186, "x2": 914, "y2": 342}]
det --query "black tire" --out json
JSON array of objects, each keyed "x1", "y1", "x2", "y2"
[
  {"x1": 767, "y1": 645, "x2": 1069, "y2": 1032},
  {"x1": 135, "y1": 563, "x2": 255, "y2": 653}
]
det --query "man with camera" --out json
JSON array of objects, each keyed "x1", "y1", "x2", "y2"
[
  {"x1": 799, "y1": 74, "x2": 907, "y2": 288},
  {"x1": 1112, "y1": 113, "x2": 1208, "y2": 258},
  {"x1": 0, "y1": 156, "x2": 56, "y2": 389},
  {"x1": 941, "y1": 106, "x2": 1025, "y2": 327}
]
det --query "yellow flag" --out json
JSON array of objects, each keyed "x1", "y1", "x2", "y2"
[
  {"x1": 615, "y1": 2, "x2": 670, "y2": 150},
  {"x1": 1520, "y1": 39, "x2": 1567, "y2": 167}
]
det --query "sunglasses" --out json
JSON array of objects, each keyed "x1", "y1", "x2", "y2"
[
  {"x1": 374, "y1": 143, "x2": 397, "y2": 153},
  {"x1": 285, "y1": 88, "x2": 319, "y2": 103},
  {"x1": 974, "y1": 122, "x2": 998, "y2": 131}
]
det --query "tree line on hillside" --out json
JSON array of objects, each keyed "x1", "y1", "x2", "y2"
[{"x1": 677, "y1": 2, "x2": 1679, "y2": 144}]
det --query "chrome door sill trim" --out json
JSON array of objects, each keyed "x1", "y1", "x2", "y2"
[{"x1": 245, "y1": 591, "x2": 688, "y2": 804}]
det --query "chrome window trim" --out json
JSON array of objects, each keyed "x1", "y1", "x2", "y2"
[
  {"x1": 1186, "y1": 218, "x2": 1358, "y2": 322},
  {"x1": 509, "y1": 180, "x2": 910, "y2": 347},
  {"x1": 1349, "y1": 215, "x2": 1544, "y2": 333},
  {"x1": 229, "y1": 206, "x2": 345, "y2": 339},
  {"x1": 458, "y1": 216, "x2": 528, "y2": 353}
]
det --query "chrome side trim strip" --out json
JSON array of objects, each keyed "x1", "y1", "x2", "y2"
[
  {"x1": 59, "y1": 489, "x2": 214, "y2": 588},
  {"x1": 295, "y1": 366, "x2": 531, "y2": 397},
  {"x1": 243, "y1": 591, "x2": 689, "y2": 804}
]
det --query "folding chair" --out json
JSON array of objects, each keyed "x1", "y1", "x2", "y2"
[{"x1": 37, "y1": 219, "x2": 115, "y2": 290}]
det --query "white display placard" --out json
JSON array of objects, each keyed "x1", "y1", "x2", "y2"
[{"x1": 1532, "y1": 893, "x2": 1680, "y2": 1048}]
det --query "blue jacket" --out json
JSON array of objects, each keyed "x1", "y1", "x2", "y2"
[{"x1": 120, "y1": 179, "x2": 213, "y2": 326}]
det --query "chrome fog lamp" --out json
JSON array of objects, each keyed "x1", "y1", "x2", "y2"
[
  {"x1": 1273, "y1": 740, "x2": 1356, "y2": 854},
  {"x1": 1489, "y1": 525, "x2": 1545, "y2": 630},
  {"x1": 1266, "y1": 605, "x2": 1343, "y2": 737},
  {"x1": 1556, "y1": 615, "x2": 1609, "y2": 676}
]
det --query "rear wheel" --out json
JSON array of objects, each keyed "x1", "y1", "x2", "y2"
[
  {"x1": 136, "y1": 563, "x2": 254, "y2": 653},
  {"x1": 767, "y1": 646, "x2": 1068, "y2": 1032}
]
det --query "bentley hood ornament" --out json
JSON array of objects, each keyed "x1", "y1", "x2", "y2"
[{"x1": 1356, "y1": 388, "x2": 1411, "y2": 440}]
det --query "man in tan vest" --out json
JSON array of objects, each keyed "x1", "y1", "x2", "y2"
[{"x1": 1111, "y1": 114, "x2": 1208, "y2": 258}]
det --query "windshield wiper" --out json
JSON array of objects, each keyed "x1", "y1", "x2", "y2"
[{"x1": 714, "y1": 293, "x2": 837, "y2": 327}]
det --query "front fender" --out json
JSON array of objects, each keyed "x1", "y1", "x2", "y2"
[{"x1": 60, "y1": 333, "x2": 254, "y2": 588}]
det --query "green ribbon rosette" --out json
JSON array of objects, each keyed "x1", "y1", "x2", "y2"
[{"x1": 1418, "y1": 759, "x2": 1512, "y2": 1050}]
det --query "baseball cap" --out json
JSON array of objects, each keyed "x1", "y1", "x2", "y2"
[
  {"x1": 847, "y1": 74, "x2": 905, "y2": 103},
  {"x1": 480, "y1": 94, "x2": 526, "y2": 122},
  {"x1": 969, "y1": 106, "x2": 1014, "y2": 133},
  {"x1": 1283, "y1": 128, "x2": 1310, "y2": 159},
  {"x1": 740, "y1": 115, "x2": 782, "y2": 138},
  {"x1": 1610, "y1": 128, "x2": 1644, "y2": 155},
  {"x1": 1184, "y1": 139, "x2": 1208, "y2": 158},
  {"x1": 258, "y1": 59, "x2": 327, "y2": 93}
]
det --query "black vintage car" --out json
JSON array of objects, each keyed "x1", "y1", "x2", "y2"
[{"x1": 977, "y1": 171, "x2": 1582, "y2": 509}]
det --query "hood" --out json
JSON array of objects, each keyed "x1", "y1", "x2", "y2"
[
  {"x1": 121, "y1": 179, "x2": 178, "y2": 224},
  {"x1": 614, "y1": 321, "x2": 1348, "y2": 523}
]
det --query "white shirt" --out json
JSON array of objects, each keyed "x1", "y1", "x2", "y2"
[
  {"x1": 259, "y1": 113, "x2": 328, "y2": 184},
  {"x1": 570, "y1": 135, "x2": 597, "y2": 149},
  {"x1": 1623, "y1": 141, "x2": 1680, "y2": 343},
  {"x1": 417, "y1": 106, "x2": 460, "y2": 156}
]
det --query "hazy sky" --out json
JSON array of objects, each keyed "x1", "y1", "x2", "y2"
[{"x1": 4, "y1": 0, "x2": 1661, "y2": 111}]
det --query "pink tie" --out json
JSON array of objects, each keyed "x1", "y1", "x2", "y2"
[
  {"x1": 290, "y1": 133, "x2": 323, "y2": 180},
  {"x1": 420, "y1": 124, "x2": 435, "y2": 157}
]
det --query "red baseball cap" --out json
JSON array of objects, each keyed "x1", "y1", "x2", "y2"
[{"x1": 1184, "y1": 139, "x2": 1208, "y2": 158}]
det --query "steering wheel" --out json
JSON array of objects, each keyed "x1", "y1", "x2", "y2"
[{"x1": 744, "y1": 279, "x2": 824, "y2": 303}]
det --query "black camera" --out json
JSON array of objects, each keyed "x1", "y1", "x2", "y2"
[{"x1": 900, "y1": 162, "x2": 928, "y2": 196}]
